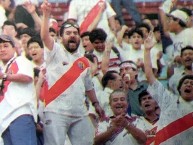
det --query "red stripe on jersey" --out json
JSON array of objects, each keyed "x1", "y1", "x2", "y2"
[
  {"x1": 80, "y1": 0, "x2": 104, "y2": 34},
  {"x1": 44, "y1": 57, "x2": 89, "y2": 106},
  {"x1": 155, "y1": 112, "x2": 193, "y2": 145},
  {"x1": 0, "y1": 61, "x2": 19, "y2": 102}
]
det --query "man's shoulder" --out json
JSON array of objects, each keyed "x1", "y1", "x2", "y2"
[{"x1": 16, "y1": 56, "x2": 32, "y2": 62}]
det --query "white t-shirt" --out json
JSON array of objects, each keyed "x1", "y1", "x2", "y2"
[
  {"x1": 0, "y1": 5, "x2": 7, "y2": 34},
  {"x1": 0, "y1": 56, "x2": 37, "y2": 135},
  {"x1": 98, "y1": 87, "x2": 113, "y2": 117},
  {"x1": 115, "y1": 42, "x2": 132, "y2": 62},
  {"x1": 93, "y1": 49, "x2": 121, "y2": 73},
  {"x1": 96, "y1": 116, "x2": 146, "y2": 145},
  {"x1": 170, "y1": 28, "x2": 193, "y2": 58},
  {"x1": 136, "y1": 117, "x2": 158, "y2": 145},
  {"x1": 68, "y1": 0, "x2": 116, "y2": 40},
  {"x1": 148, "y1": 80, "x2": 193, "y2": 145},
  {"x1": 44, "y1": 42, "x2": 93, "y2": 117},
  {"x1": 168, "y1": 71, "x2": 185, "y2": 95},
  {"x1": 127, "y1": 45, "x2": 158, "y2": 81}
]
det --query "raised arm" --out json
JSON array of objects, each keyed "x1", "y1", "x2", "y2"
[
  {"x1": 159, "y1": 0, "x2": 178, "y2": 37},
  {"x1": 101, "y1": 42, "x2": 112, "y2": 75},
  {"x1": 117, "y1": 25, "x2": 129, "y2": 46},
  {"x1": 86, "y1": 2, "x2": 106, "y2": 33},
  {"x1": 23, "y1": 2, "x2": 42, "y2": 32},
  {"x1": 144, "y1": 32, "x2": 157, "y2": 85},
  {"x1": 40, "y1": 0, "x2": 54, "y2": 50}
]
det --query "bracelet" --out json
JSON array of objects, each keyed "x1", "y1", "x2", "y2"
[{"x1": 92, "y1": 101, "x2": 99, "y2": 106}]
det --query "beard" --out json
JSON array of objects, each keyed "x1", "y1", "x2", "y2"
[{"x1": 63, "y1": 39, "x2": 80, "y2": 53}]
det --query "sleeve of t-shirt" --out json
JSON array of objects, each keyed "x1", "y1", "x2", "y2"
[
  {"x1": 44, "y1": 42, "x2": 61, "y2": 63},
  {"x1": 147, "y1": 80, "x2": 178, "y2": 111},
  {"x1": 16, "y1": 56, "x2": 34, "y2": 78},
  {"x1": 67, "y1": 0, "x2": 77, "y2": 20},
  {"x1": 105, "y1": 1, "x2": 116, "y2": 19},
  {"x1": 84, "y1": 67, "x2": 94, "y2": 91}
]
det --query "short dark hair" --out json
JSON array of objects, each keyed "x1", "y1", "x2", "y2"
[
  {"x1": 80, "y1": 31, "x2": 90, "y2": 38},
  {"x1": 115, "y1": 16, "x2": 122, "y2": 25},
  {"x1": 180, "y1": 8, "x2": 192, "y2": 17},
  {"x1": 128, "y1": 28, "x2": 143, "y2": 38},
  {"x1": 27, "y1": 36, "x2": 44, "y2": 49},
  {"x1": 178, "y1": 20, "x2": 187, "y2": 28},
  {"x1": 181, "y1": 46, "x2": 193, "y2": 56},
  {"x1": 49, "y1": 27, "x2": 56, "y2": 34},
  {"x1": 19, "y1": 28, "x2": 38, "y2": 38},
  {"x1": 153, "y1": 25, "x2": 160, "y2": 32},
  {"x1": 2, "y1": 20, "x2": 17, "y2": 32},
  {"x1": 137, "y1": 23, "x2": 151, "y2": 33},
  {"x1": 102, "y1": 70, "x2": 118, "y2": 88},
  {"x1": 89, "y1": 28, "x2": 107, "y2": 43},
  {"x1": 138, "y1": 90, "x2": 149, "y2": 105},
  {"x1": 177, "y1": 75, "x2": 193, "y2": 95}
]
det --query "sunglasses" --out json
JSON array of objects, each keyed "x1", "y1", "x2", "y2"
[
  {"x1": 61, "y1": 22, "x2": 79, "y2": 29},
  {"x1": 168, "y1": 16, "x2": 178, "y2": 22}
]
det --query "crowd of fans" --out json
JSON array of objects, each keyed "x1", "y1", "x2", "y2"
[{"x1": 0, "y1": 0, "x2": 193, "y2": 145}]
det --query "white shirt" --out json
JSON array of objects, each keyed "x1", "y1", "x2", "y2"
[
  {"x1": 96, "y1": 116, "x2": 146, "y2": 145},
  {"x1": 136, "y1": 116, "x2": 158, "y2": 145},
  {"x1": 127, "y1": 45, "x2": 158, "y2": 81},
  {"x1": 98, "y1": 87, "x2": 114, "y2": 117},
  {"x1": 0, "y1": 5, "x2": 7, "y2": 34},
  {"x1": 68, "y1": 0, "x2": 116, "y2": 40},
  {"x1": 148, "y1": 80, "x2": 193, "y2": 145},
  {"x1": 93, "y1": 49, "x2": 121, "y2": 73},
  {"x1": 168, "y1": 70, "x2": 185, "y2": 95},
  {"x1": 44, "y1": 42, "x2": 93, "y2": 117},
  {"x1": 170, "y1": 28, "x2": 193, "y2": 58},
  {"x1": 0, "y1": 56, "x2": 37, "y2": 136}
]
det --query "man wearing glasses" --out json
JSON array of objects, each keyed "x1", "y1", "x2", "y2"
[
  {"x1": 159, "y1": 0, "x2": 193, "y2": 77},
  {"x1": 41, "y1": 1, "x2": 104, "y2": 145}
]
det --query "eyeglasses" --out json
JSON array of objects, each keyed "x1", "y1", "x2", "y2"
[
  {"x1": 61, "y1": 22, "x2": 79, "y2": 29},
  {"x1": 168, "y1": 16, "x2": 178, "y2": 22}
]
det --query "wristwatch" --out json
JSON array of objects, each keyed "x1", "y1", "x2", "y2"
[{"x1": 92, "y1": 101, "x2": 99, "y2": 107}]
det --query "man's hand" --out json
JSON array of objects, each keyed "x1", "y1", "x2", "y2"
[
  {"x1": 94, "y1": 103, "x2": 106, "y2": 121},
  {"x1": 144, "y1": 31, "x2": 156, "y2": 51},
  {"x1": 98, "y1": 1, "x2": 106, "y2": 12},
  {"x1": 111, "y1": 114, "x2": 129, "y2": 128},
  {"x1": 41, "y1": 0, "x2": 52, "y2": 15},
  {"x1": 174, "y1": 55, "x2": 182, "y2": 64},
  {"x1": 23, "y1": 1, "x2": 36, "y2": 14}
]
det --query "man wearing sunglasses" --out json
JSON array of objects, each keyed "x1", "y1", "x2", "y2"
[
  {"x1": 41, "y1": 1, "x2": 104, "y2": 145},
  {"x1": 159, "y1": 0, "x2": 193, "y2": 77}
]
